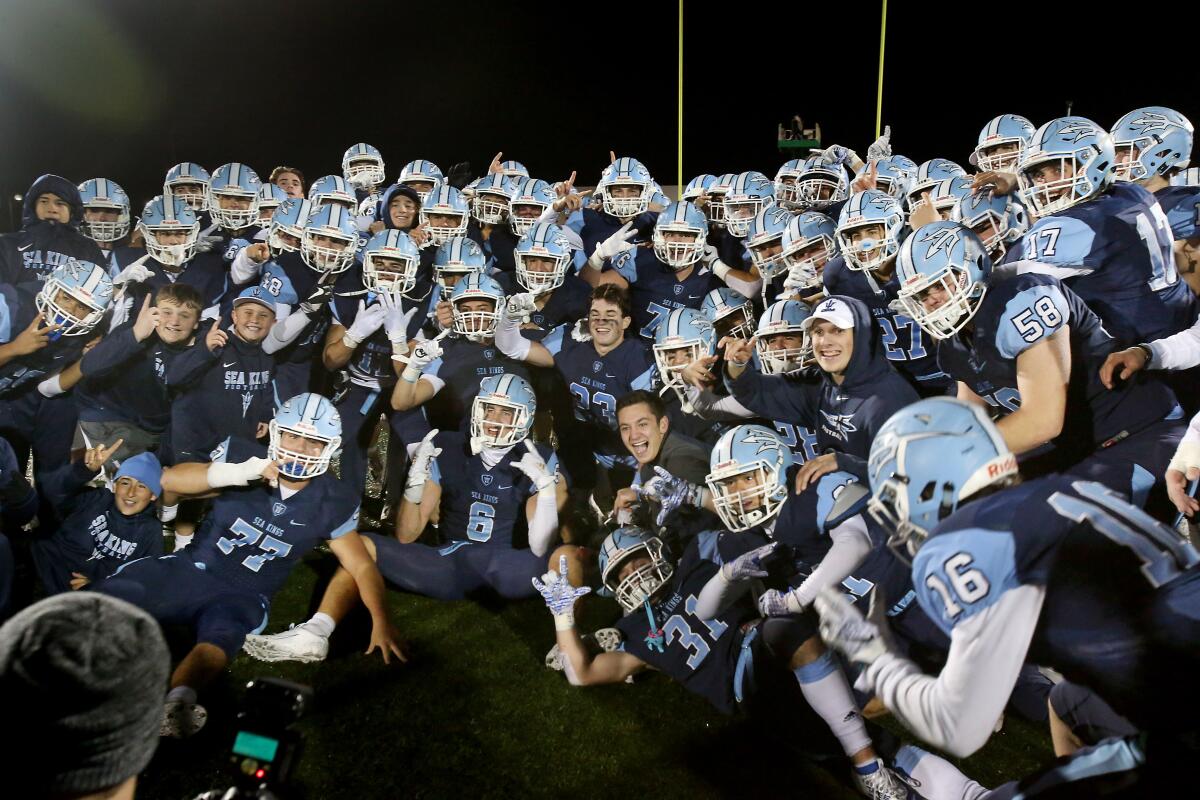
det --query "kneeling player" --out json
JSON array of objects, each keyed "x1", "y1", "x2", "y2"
[
  {"x1": 244, "y1": 373, "x2": 567, "y2": 663},
  {"x1": 92, "y1": 393, "x2": 403, "y2": 737}
]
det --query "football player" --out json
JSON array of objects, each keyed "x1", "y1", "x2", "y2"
[
  {"x1": 77, "y1": 178, "x2": 139, "y2": 273},
  {"x1": 896, "y1": 221, "x2": 1182, "y2": 507},
  {"x1": 94, "y1": 393, "x2": 404, "y2": 737},
  {"x1": 243, "y1": 375, "x2": 566, "y2": 662}
]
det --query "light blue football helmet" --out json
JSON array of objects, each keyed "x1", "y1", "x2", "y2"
[
  {"x1": 598, "y1": 526, "x2": 674, "y2": 612},
  {"x1": 971, "y1": 114, "x2": 1036, "y2": 172},
  {"x1": 138, "y1": 195, "x2": 201, "y2": 266},
  {"x1": 895, "y1": 221, "x2": 991, "y2": 340},
  {"x1": 755, "y1": 299, "x2": 812, "y2": 375},
  {"x1": 433, "y1": 237, "x2": 486, "y2": 291},
  {"x1": 744, "y1": 205, "x2": 794, "y2": 278},
  {"x1": 78, "y1": 178, "x2": 131, "y2": 243},
  {"x1": 780, "y1": 211, "x2": 838, "y2": 290},
  {"x1": 498, "y1": 160, "x2": 529, "y2": 180},
  {"x1": 1110, "y1": 106, "x2": 1194, "y2": 182},
  {"x1": 362, "y1": 229, "x2": 421, "y2": 295},
  {"x1": 793, "y1": 157, "x2": 850, "y2": 211},
  {"x1": 867, "y1": 397, "x2": 1017, "y2": 562},
  {"x1": 164, "y1": 162, "x2": 210, "y2": 211},
  {"x1": 397, "y1": 159, "x2": 444, "y2": 202},
  {"x1": 723, "y1": 172, "x2": 775, "y2": 238},
  {"x1": 653, "y1": 307, "x2": 716, "y2": 396},
  {"x1": 705, "y1": 173, "x2": 738, "y2": 228},
  {"x1": 906, "y1": 159, "x2": 967, "y2": 210},
  {"x1": 773, "y1": 158, "x2": 807, "y2": 207},
  {"x1": 471, "y1": 372, "x2": 538, "y2": 448},
  {"x1": 707, "y1": 424, "x2": 793, "y2": 532},
  {"x1": 255, "y1": 182, "x2": 288, "y2": 228},
  {"x1": 37, "y1": 259, "x2": 113, "y2": 338},
  {"x1": 268, "y1": 198, "x2": 313, "y2": 255},
  {"x1": 420, "y1": 184, "x2": 470, "y2": 246},
  {"x1": 700, "y1": 287, "x2": 755, "y2": 340},
  {"x1": 1017, "y1": 116, "x2": 1115, "y2": 216},
  {"x1": 1172, "y1": 167, "x2": 1200, "y2": 187},
  {"x1": 471, "y1": 173, "x2": 516, "y2": 225},
  {"x1": 342, "y1": 143, "x2": 386, "y2": 190},
  {"x1": 515, "y1": 222, "x2": 573, "y2": 294},
  {"x1": 950, "y1": 189, "x2": 1028, "y2": 259},
  {"x1": 652, "y1": 201, "x2": 708, "y2": 270},
  {"x1": 928, "y1": 176, "x2": 976, "y2": 218},
  {"x1": 836, "y1": 190, "x2": 906, "y2": 272},
  {"x1": 682, "y1": 173, "x2": 717, "y2": 203},
  {"x1": 861, "y1": 156, "x2": 912, "y2": 199},
  {"x1": 207, "y1": 163, "x2": 262, "y2": 229},
  {"x1": 450, "y1": 273, "x2": 504, "y2": 341},
  {"x1": 301, "y1": 204, "x2": 359, "y2": 273},
  {"x1": 509, "y1": 177, "x2": 558, "y2": 236},
  {"x1": 308, "y1": 175, "x2": 357, "y2": 210},
  {"x1": 600, "y1": 158, "x2": 654, "y2": 219},
  {"x1": 270, "y1": 393, "x2": 343, "y2": 479}
]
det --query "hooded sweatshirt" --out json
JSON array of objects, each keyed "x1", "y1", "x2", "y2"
[
  {"x1": 0, "y1": 175, "x2": 105, "y2": 289},
  {"x1": 730, "y1": 294, "x2": 918, "y2": 481}
]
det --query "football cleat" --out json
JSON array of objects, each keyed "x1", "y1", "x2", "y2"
[
  {"x1": 242, "y1": 623, "x2": 330, "y2": 663},
  {"x1": 160, "y1": 700, "x2": 208, "y2": 739}
]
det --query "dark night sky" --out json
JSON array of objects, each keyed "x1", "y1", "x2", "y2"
[{"x1": 0, "y1": 0, "x2": 1194, "y2": 227}]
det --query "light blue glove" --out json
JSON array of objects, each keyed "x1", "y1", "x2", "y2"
[
  {"x1": 642, "y1": 466, "x2": 705, "y2": 527},
  {"x1": 720, "y1": 541, "x2": 779, "y2": 581},
  {"x1": 532, "y1": 555, "x2": 592, "y2": 628}
]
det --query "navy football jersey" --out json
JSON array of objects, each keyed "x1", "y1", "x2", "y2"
[
  {"x1": 615, "y1": 531, "x2": 758, "y2": 714},
  {"x1": 495, "y1": 271, "x2": 591, "y2": 343},
  {"x1": 0, "y1": 283, "x2": 94, "y2": 397},
  {"x1": 611, "y1": 247, "x2": 723, "y2": 339},
  {"x1": 467, "y1": 222, "x2": 518, "y2": 274},
  {"x1": 424, "y1": 337, "x2": 531, "y2": 433},
  {"x1": 936, "y1": 273, "x2": 1176, "y2": 450},
  {"x1": 579, "y1": 207, "x2": 657, "y2": 259},
  {"x1": 331, "y1": 266, "x2": 430, "y2": 391},
  {"x1": 429, "y1": 431, "x2": 559, "y2": 548},
  {"x1": 822, "y1": 255, "x2": 951, "y2": 393},
  {"x1": 124, "y1": 253, "x2": 230, "y2": 316},
  {"x1": 1010, "y1": 182, "x2": 1193, "y2": 342},
  {"x1": 1155, "y1": 184, "x2": 1200, "y2": 240},
  {"x1": 913, "y1": 474, "x2": 1200, "y2": 731},
  {"x1": 254, "y1": 252, "x2": 336, "y2": 365},
  {"x1": 75, "y1": 322, "x2": 188, "y2": 434},
  {"x1": 188, "y1": 437, "x2": 360, "y2": 597},
  {"x1": 544, "y1": 329, "x2": 655, "y2": 467}
]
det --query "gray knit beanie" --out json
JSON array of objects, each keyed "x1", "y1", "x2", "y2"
[{"x1": 0, "y1": 593, "x2": 170, "y2": 794}]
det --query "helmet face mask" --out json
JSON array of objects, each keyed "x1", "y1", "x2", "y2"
[
  {"x1": 208, "y1": 163, "x2": 262, "y2": 231},
  {"x1": 80, "y1": 179, "x2": 131, "y2": 243},
  {"x1": 469, "y1": 375, "x2": 537, "y2": 449},
  {"x1": 652, "y1": 226, "x2": 704, "y2": 269},
  {"x1": 896, "y1": 266, "x2": 977, "y2": 340},
  {"x1": 138, "y1": 195, "x2": 200, "y2": 267},
  {"x1": 364, "y1": 253, "x2": 418, "y2": 295},
  {"x1": 301, "y1": 206, "x2": 359, "y2": 274},
  {"x1": 514, "y1": 251, "x2": 568, "y2": 294},
  {"x1": 434, "y1": 238, "x2": 485, "y2": 292},
  {"x1": 268, "y1": 393, "x2": 342, "y2": 480},
  {"x1": 1110, "y1": 106, "x2": 1194, "y2": 183},
  {"x1": 599, "y1": 529, "x2": 675, "y2": 614},
  {"x1": 1017, "y1": 118, "x2": 1115, "y2": 216},
  {"x1": 896, "y1": 221, "x2": 991, "y2": 340},
  {"x1": 755, "y1": 330, "x2": 811, "y2": 375},
  {"x1": 472, "y1": 190, "x2": 512, "y2": 225},
  {"x1": 164, "y1": 162, "x2": 211, "y2": 212},
  {"x1": 35, "y1": 261, "x2": 113, "y2": 338},
  {"x1": 706, "y1": 425, "x2": 792, "y2": 532},
  {"x1": 976, "y1": 141, "x2": 1024, "y2": 173},
  {"x1": 602, "y1": 182, "x2": 650, "y2": 218},
  {"x1": 451, "y1": 275, "x2": 502, "y2": 341}
]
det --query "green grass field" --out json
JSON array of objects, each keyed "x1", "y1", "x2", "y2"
[{"x1": 137, "y1": 548, "x2": 1055, "y2": 799}]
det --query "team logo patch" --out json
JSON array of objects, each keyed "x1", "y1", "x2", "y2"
[
  {"x1": 673, "y1": 284, "x2": 684, "y2": 296},
  {"x1": 819, "y1": 410, "x2": 858, "y2": 441},
  {"x1": 481, "y1": 474, "x2": 494, "y2": 487},
  {"x1": 593, "y1": 360, "x2": 603, "y2": 373},
  {"x1": 484, "y1": 348, "x2": 495, "y2": 360},
  {"x1": 272, "y1": 502, "x2": 287, "y2": 517}
]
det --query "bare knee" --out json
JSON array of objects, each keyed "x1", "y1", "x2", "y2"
[{"x1": 788, "y1": 634, "x2": 826, "y2": 670}]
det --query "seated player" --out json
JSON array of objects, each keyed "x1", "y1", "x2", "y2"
[
  {"x1": 31, "y1": 446, "x2": 164, "y2": 594},
  {"x1": 817, "y1": 396, "x2": 1200, "y2": 791},
  {"x1": 93, "y1": 393, "x2": 403, "y2": 737},
  {"x1": 243, "y1": 374, "x2": 567, "y2": 663},
  {"x1": 895, "y1": 220, "x2": 1182, "y2": 508},
  {"x1": 532, "y1": 525, "x2": 911, "y2": 799}
]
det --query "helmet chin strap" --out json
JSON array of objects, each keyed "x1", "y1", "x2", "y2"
[{"x1": 642, "y1": 599, "x2": 665, "y2": 653}]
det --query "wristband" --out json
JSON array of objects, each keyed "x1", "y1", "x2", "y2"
[
  {"x1": 711, "y1": 261, "x2": 732, "y2": 281},
  {"x1": 553, "y1": 613, "x2": 575, "y2": 631},
  {"x1": 341, "y1": 332, "x2": 362, "y2": 349},
  {"x1": 1136, "y1": 343, "x2": 1154, "y2": 369},
  {"x1": 401, "y1": 363, "x2": 423, "y2": 383}
]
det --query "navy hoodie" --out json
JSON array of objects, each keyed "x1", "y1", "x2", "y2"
[
  {"x1": 730, "y1": 294, "x2": 919, "y2": 480},
  {"x1": 0, "y1": 174, "x2": 105, "y2": 289}
]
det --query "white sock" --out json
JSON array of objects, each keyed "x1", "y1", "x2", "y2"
[
  {"x1": 303, "y1": 612, "x2": 336, "y2": 638},
  {"x1": 173, "y1": 533, "x2": 193, "y2": 552},
  {"x1": 166, "y1": 685, "x2": 198, "y2": 705},
  {"x1": 794, "y1": 652, "x2": 871, "y2": 758},
  {"x1": 894, "y1": 745, "x2": 990, "y2": 800}
]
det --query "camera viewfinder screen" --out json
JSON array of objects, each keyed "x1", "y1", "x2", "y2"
[{"x1": 233, "y1": 731, "x2": 279, "y2": 762}]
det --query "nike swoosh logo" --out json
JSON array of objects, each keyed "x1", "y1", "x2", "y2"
[
  {"x1": 498, "y1": 485, "x2": 511, "y2": 490},
  {"x1": 223, "y1": 362, "x2": 237, "y2": 368},
  {"x1": 290, "y1": 520, "x2": 305, "y2": 526},
  {"x1": 18, "y1": 243, "x2": 34, "y2": 252},
  {"x1": 604, "y1": 374, "x2": 616, "y2": 379}
]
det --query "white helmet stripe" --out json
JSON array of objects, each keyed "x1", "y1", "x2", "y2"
[
  {"x1": 302, "y1": 393, "x2": 321, "y2": 422},
  {"x1": 80, "y1": 263, "x2": 103, "y2": 293}
]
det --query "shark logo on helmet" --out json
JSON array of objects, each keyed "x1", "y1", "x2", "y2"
[
  {"x1": 1128, "y1": 112, "x2": 1173, "y2": 135},
  {"x1": 920, "y1": 226, "x2": 961, "y2": 260}
]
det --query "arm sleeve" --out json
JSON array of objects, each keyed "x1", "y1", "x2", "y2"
[
  {"x1": 789, "y1": 516, "x2": 873, "y2": 608},
  {"x1": 165, "y1": 341, "x2": 219, "y2": 387},
  {"x1": 719, "y1": 270, "x2": 762, "y2": 299},
  {"x1": 229, "y1": 248, "x2": 263, "y2": 285},
  {"x1": 526, "y1": 487, "x2": 559, "y2": 558},
  {"x1": 686, "y1": 386, "x2": 756, "y2": 420},
  {"x1": 494, "y1": 309, "x2": 532, "y2": 361},
  {"x1": 261, "y1": 308, "x2": 311, "y2": 355},
  {"x1": 1150, "y1": 312, "x2": 1200, "y2": 371},
  {"x1": 730, "y1": 369, "x2": 817, "y2": 426},
  {"x1": 694, "y1": 570, "x2": 752, "y2": 620},
  {"x1": 79, "y1": 324, "x2": 145, "y2": 378},
  {"x1": 861, "y1": 584, "x2": 1045, "y2": 758},
  {"x1": 833, "y1": 452, "x2": 869, "y2": 483}
]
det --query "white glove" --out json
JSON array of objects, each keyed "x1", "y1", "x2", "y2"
[
  {"x1": 591, "y1": 221, "x2": 639, "y2": 262},
  {"x1": 112, "y1": 255, "x2": 155, "y2": 286},
  {"x1": 866, "y1": 125, "x2": 893, "y2": 162},
  {"x1": 404, "y1": 429, "x2": 441, "y2": 503},
  {"x1": 810, "y1": 144, "x2": 860, "y2": 169},
  {"x1": 531, "y1": 554, "x2": 592, "y2": 630},
  {"x1": 758, "y1": 587, "x2": 804, "y2": 617},
  {"x1": 1169, "y1": 440, "x2": 1200, "y2": 476},
  {"x1": 207, "y1": 457, "x2": 273, "y2": 488},
  {"x1": 514, "y1": 440, "x2": 557, "y2": 494},
  {"x1": 505, "y1": 292, "x2": 538, "y2": 323},
  {"x1": 379, "y1": 292, "x2": 417, "y2": 346},
  {"x1": 570, "y1": 319, "x2": 592, "y2": 342},
  {"x1": 700, "y1": 243, "x2": 720, "y2": 266},
  {"x1": 194, "y1": 234, "x2": 225, "y2": 254},
  {"x1": 814, "y1": 587, "x2": 896, "y2": 666},
  {"x1": 344, "y1": 300, "x2": 387, "y2": 347},
  {"x1": 401, "y1": 330, "x2": 448, "y2": 382}
]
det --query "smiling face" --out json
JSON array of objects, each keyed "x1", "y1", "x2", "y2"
[
  {"x1": 154, "y1": 298, "x2": 200, "y2": 345},
  {"x1": 113, "y1": 476, "x2": 155, "y2": 516},
  {"x1": 716, "y1": 469, "x2": 764, "y2": 511},
  {"x1": 618, "y1": 402, "x2": 669, "y2": 465},
  {"x1": 232, "y1": 302, "x2": 275, "y2": 342},
  {"x1": 480, "y1": 402, "x2": 516, "y2": 439},
  {"x1": 809, "y1": 319, "x2": 853, "y2": 375},
  {"x1": 588, "y1": 298, "x2": 629, "y2": 348}
]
